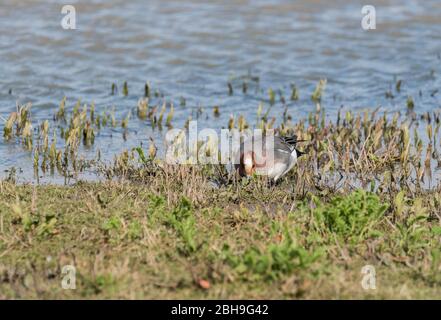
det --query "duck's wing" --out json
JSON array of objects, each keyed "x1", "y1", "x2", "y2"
[
  {"x1": 279, "y1": 135, "x2": 299, "y2": 147},
  {"x1": 275, "y1": 136, "x2": 296, "y2": 153}
]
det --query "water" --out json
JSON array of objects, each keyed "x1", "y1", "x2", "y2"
[{"x1": 0, "y1": 0, "x2": 440, "y2": 182}]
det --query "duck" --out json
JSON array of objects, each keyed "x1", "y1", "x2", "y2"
[{"x1": 235, "y1": 135, "x2": 306, "y2": 182}]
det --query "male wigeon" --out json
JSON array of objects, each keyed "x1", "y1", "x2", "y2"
[{"x1": 235, "y1": 135, "x2": 305, "y2": 182}]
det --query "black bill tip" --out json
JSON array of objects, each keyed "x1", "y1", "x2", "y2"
[{"x1": 295, "y1": 149, "x2": 307, "y2": 157}]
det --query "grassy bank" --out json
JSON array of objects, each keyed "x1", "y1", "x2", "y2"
[
  {"x1": 0, "y1": 167, "x2": 440, "y2": 299},
  {"x1": 1, "y1": 80, "x2": 441, "y2": 299}
]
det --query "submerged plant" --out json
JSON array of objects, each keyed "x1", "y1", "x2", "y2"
[
  {"x1": 3, "y1": 112, "x2": 17, "y2": 140},
  {"x1": 111, "y1": 83, "x2": 117, "y2": 95},
  {"x1": 396, "y1": 79, "x2": 402, "y2": 92},
  {"x1": 144, "y1": 82, "x2": 150, "y2": 98},
  {"x1": 123, "y1": 81, "x2": 129, "y2": 96},
  {"x1": 213, "y1": 106, "x2": 220, "y2": 117},
  {"x1": 290, "y1": 83, "x2": 299, "y2": 101},
  {"x1": 166, "y1": 103, "x2": 174, "y2": 127},
  {"x1": 311, "y1": 79, "x2": 327, "y2": 102},
  {"x1": 268, "y1": 88, "x2": 276, "y2": 105},
  {"x1": 407, "y1": 96, "x2": 415, "y2": 109},
  {"x1": 228, "y1": 82, "x2": 233, "y2": 95},
  {"x1": 56, "y1": 97, "x2": 67, "y2": 120},
  {"x1": 137, "y1": 98, "x2": 149, "y2": 120}
]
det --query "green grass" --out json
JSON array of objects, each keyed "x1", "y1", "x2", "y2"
[{"x1": 0, "y1": 178, "x2": 439, "y2": 299}]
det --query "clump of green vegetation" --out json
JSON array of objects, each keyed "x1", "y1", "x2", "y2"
[
  {"x1": 310, "y1": 190, "x2": 388, "y2": 242},
  {"x1": 165, "y1": 197, "x2": 200, "y2": 254},
  {"x1": 3, "y1": 103, "x2": 32, "y2": 141},
  {"x1": 223, "y1": 226, "x2": 322, "y2": 281}
]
